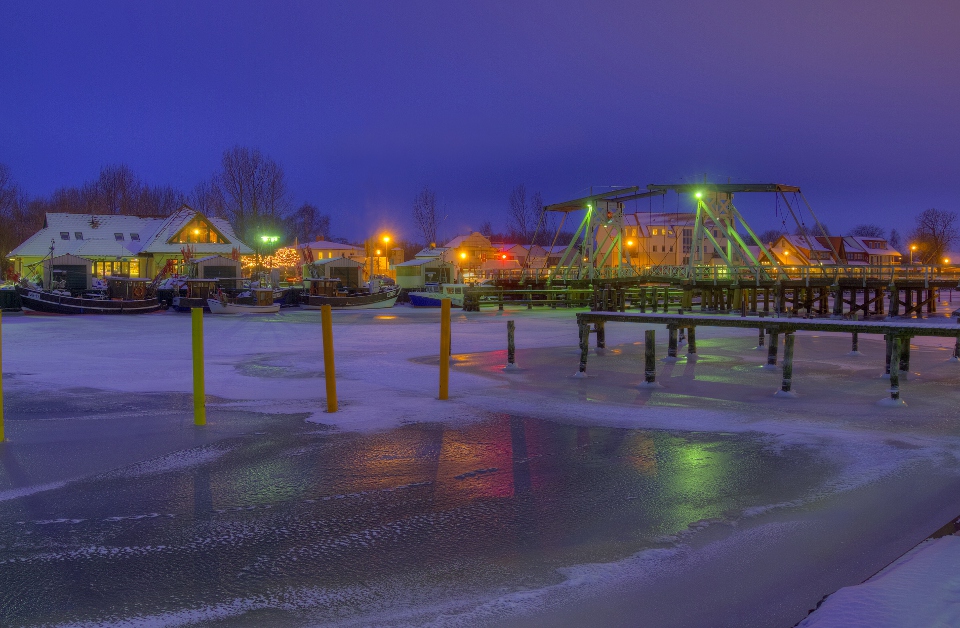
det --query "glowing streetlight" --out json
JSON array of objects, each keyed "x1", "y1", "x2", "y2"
[
  {"x1": 910, "y1": 244, "x2": 917, "y2": 264},
  {"x1": 695, "y1": 192, "x2": 703, "y2": 199},
  {"x1": 626, "y1": 240, "x2": 634, "y2": 246},
  {"x1": 460, "y1": 252, "x2": 467, "y2": 260}
]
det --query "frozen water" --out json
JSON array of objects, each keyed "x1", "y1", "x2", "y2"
[{"x1": 0, "y1": 307, "x2": 959, "y2": 626}]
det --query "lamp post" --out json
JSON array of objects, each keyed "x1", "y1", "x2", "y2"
[
  {"x1": 259, "y1": 235, "x2": 279, "y2": 284},
  {"x1": 910, "y1": 245, "x2": 917, "y2": 265}
]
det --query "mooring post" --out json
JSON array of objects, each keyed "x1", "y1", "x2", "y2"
[
  {"x1": 953, "y1": 320, "x2": 960, "y2": 362},
  {"x1": 850, "y1": 331, "x2": 860, "y2": 355},
  {"x1": 778, "y1": 333, "x2": 796, "y2": 396},
  {"x1": 321, "y1": 304, "x2": 338, "y2": 412},
  {"x1": 644, "y1": 329, "x2": 657, "y2": 385},
  {"x1": 884, "y1": 334, "x2": 892, "y2": 376},
  {"x1": 439, "y1": 299, "x2": 451, "y2": 399},
  {"x1": 505, "y1": 320, "x2": 517, "y2": 370},
  {"x1": 595, "y1": 321, "x2": 606, "y2": 349},
  {"x1": 888, "y1": 283, "x2": 899, "y2": 317},
  {"x1": 651, "y1": 286, "x2": 659, "y2": 312},
  {"x1": 888, "y1": 336, "x2": 903, "y2": 403},
  {"x1": 899, "y1": 336, "x2": 911, "y2": 374},
  {"x1": 191, "y1": 307, "x2": 206, "y2": 425},
  {"x1": 757, "y1": 327, "x2": 765, "y2": 349},
  {"x1": 666, "y1": 326, "x2": 678, "y2": 361},
  {"x1": 766, "y1": 331, "x2": 779, "y2": 367},
  {"x1": 0, "y1": 311, "x2": 4, "y2": 442},
  {"x1": 687, "y1": 327, "x2": 697, "y2": 354},
  {"x1": 576, "y1": 320, "x2": 589, "y2": 377}
]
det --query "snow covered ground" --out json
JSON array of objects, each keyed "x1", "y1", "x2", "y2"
[{"x1": 1, "y1": 305, "x2": 960, "y2": 626}]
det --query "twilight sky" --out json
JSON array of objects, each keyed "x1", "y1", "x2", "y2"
[{"x1": 2, "y1": 0, "x2": 958, "y2": 242}]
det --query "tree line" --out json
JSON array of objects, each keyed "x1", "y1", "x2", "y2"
[
  {"x1": 0, "y1": 146, "x2": 333, "y2": 259},
  {"x1": 753, "y1": 208, "x2": 958, "y2": 264}
]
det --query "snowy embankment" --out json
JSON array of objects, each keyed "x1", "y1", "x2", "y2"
[{"x1": 3, "y1": 306, "x2": 960, "y2": 626}]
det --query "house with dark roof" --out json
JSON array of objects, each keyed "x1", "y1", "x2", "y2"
[{"x1": 8, "y1": 206, "x2": 253, "y2": 281}]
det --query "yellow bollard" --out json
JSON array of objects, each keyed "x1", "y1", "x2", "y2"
[
  {"x1": 0, "y1": 310, "x2": 4, "y2": 442},
  {"x1": 321, "y1": 304, "x2": 337, "y2": 412},
  {"x1": 192, "y1": 307, "x2": 206, "y2": 426},
  {"x1": 439, "y1": 299, "x2": 450, "y2": 400}
]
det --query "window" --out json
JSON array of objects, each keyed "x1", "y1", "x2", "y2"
[
  {"x1": 682, "y1": 228, "x2": 692, "y2": 254},
  {"x1": 75, "y1": 232, "x2": 83, "y2": 240},
  {"x1": 130, "y1": 233, "x2": 140, "y2": 241},
  {"x1": 173, "y1": 217, "x2": 227, "y2": 244},
  {"x1": 60, "y1": 232, "x2": 70, "y2": 240},
  {"x1": 653, "y1": 245, "x2": 658, "y2": 252},
  {"x1": 652, "y1": 228, "x2": 658, "y2": 236},
  {"x1": 115, "y1": 233, "x2": 124, "y2": 241},
  {"x1": 92, "y1": 259, "x2": 140, "y2": 278},
  {"x1": 669, "y1": 246, "x2": 674, "y2": 252}
]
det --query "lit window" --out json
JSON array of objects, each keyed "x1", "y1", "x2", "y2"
[
  {"x1": 75, "y1": 232, "x2": 83, "y2": 240},
  {"x1": 60, "y1": 232, "x2": 70, "y2": 240},
  {"x1": 115, "y1": 233, "x2": 124, "y2": 241}
]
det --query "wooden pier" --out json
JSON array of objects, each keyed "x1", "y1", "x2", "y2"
[{"x1": 574, "y1": 312, "x2": 960, "y2": 404}]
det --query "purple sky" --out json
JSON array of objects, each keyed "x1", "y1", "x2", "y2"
[{"x1": 2, "y1": 0, "x2": 958, "y2": 241}]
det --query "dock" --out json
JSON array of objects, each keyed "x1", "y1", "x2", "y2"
[{"x1": 575, "y1": 311, "x2": 960, "y2": 404}]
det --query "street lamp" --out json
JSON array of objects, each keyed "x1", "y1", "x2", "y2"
[{"x1": 910, "y1": 244, "x2": 917, "y2": 264}]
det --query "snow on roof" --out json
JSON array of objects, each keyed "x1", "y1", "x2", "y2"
[
  {"x1": 140, "y1": 207, "x2": 252, "y2": 255},
  {"x1": 9, "y1": 207, "x2": 253, "y2": 258},
  {"x1": 10, "y1": 213, "x2": 164, "y2": 258},
  {"x1": 298, "y1": 241, "x2": 361, "y2": 251},
  {"x1": 395, "y1": 258, "x2": 452, "y2": 267},
  {"x1": 414, "y1": 247, "x2": 449, "y2": 258},
  {"x1": 845, "y1": 236, "x2": 900, "y2": 256}
]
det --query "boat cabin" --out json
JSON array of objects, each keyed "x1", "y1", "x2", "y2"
[
  {"x1": 303, "y1": 278, "x2": 343, "y2": 297},
  {"x1": 252, "y1": 288, "x2": 275, "y2": 307},
  {"x1": 107, "y1": 277, "x2": 152, "y2": 300},
  {"x1": 183, "y1": 279, "x2": 219, "y2": 299}
]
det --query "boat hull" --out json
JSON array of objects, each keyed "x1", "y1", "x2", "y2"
[
  {"x1": 301, "y1": 288, "x2": 400, "y2": 310},
  {"x1": 16, "y1": 286, "x2": 161, "y2": 315},
  {"x1": 207, "y1": 298, "x2": 281, "y2": 314},
  {"x1": 171, "y1": 297, "x2": 210, "y2": 313}
]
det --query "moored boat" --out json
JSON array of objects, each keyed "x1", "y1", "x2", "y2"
[
  {"x1": 207, "y1": 288, "x2": 281, "y2": 314},
  {"x1": 16, "y1": 277, "x2": 162, "y2": 315},
  {"x1": 408, "y1": 283, "x2": 468, "y2": 307},
  {"x1": 301, "y1": 278, "x2": 400, "y2": 310},
  {"x1": 171, "y1": 279, "x2": 220, "y2": 312}
]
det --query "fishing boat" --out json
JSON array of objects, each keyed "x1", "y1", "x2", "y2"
[
  {"x1": 301, "y1": 278, "x2": 400, "y2": 310},
  {"x1": 171, "y1": 279, "x2": 220, "y2": 312},
  {"x1": 408, "y1": 283, "x2": 468, "y2": 307},
  {"x1": 207, "y1": 288, "x2": 281, "y2": 314},
  {"x1": 16, "y1": 277, "x2": 162, "y2": 315}
]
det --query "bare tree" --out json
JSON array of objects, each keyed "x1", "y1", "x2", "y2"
[
  {"x1": 756, "y1": 229, "x2": 785, "y2": 246},
  {"x1": 888, "y1": 229, "x2": 903, "y2": 253},
  {"x1": 288, "y1": 202, "x2": 331, "y2": 242},
  {"x1": 794, "y1": 223, "x2": 830, "y2": 237},
  {"x1": 210, "y1": 146, "x2": 291, "y2": 243},
  {"x1": 508, "y1": 184, "x2": 541, "y2": 243},
  {"x1": 910, "y1": 208, "x2": 958, "y2": 263},
  {"x1": 850, "y1": 224, "x2": 886, "y2": 238},
  {"x1": 412, "y1": 185, "x2": 439, "y2": 245}
]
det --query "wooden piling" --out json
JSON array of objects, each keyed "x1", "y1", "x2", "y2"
[
  {"x1": 577, "y1": 321, "x2": 589, "y2": 376},
  {"x1": 884, "y1": 334, "x2": 892, "y2": 376},
  {"x1": 757, "y1": 327, "x2": 765, "y2": 349},
  {"x1": 851, "y1": 332, "x2": 860, "y2": 354},
  {"x1": 899, "y1": 336, "x2": 910, "y2": 373},
  {"x1": 767, "y1": 331, "x2": 779, "y2": 367},
  {"x1": 644, "y1": 329, "x2": 657, "y2": 384},
  {"x1": 506, "y1": 320, "x2": 516, "y2": 368},
  {"x1": 595, "y1": 321, "x2": 606, "y2": 349},
  {"x1": 687, "y1": 327, "x2": 697, "y2": 354},
  {"x1": 779, "y1": 333, "x2": 796, "y2": 395},
  {"x1": 667, "y1": 326, "x2": 678, "y2": 360},
  {"x1": 889, "y1": 336, "x2": 902, "y2": 402}
]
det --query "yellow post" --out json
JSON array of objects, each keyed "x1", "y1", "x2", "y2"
[
  {"x1": 439, "y1": 299, "x2": 450, "y2": 400},
  {"x1": 0, "y1": 310, "x2": 4, "y2": 442},
  {"x1": 191, "y1": 307, "x2": 206, "y2": 426},
  {"x1": 321, "y1": 304, "x2": 337, "y2": 412}
]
